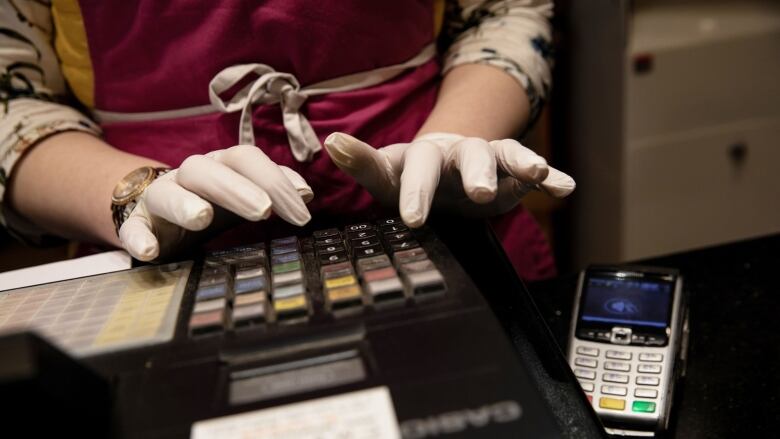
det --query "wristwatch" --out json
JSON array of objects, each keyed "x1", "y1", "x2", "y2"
[{"x1": 111, "y1": 166, "x2": 171, "y2": 236}]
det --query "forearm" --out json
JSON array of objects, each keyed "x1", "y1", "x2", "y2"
[
  {"x1": 6, "y1": 132, "x2": 167, "y2": 246},
  {"x1": 416, "y1": 64, "x2": 531, "y2": 140}
]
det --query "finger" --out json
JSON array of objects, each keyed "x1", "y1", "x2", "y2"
[
  {"x1": 279, "y1": 166, "x2": 314, "y2": 204},
  {"x1": 399, "y1": 139, "x2": 444, "y2": 228},
  {"x1": 119, "y1": 213, "x2": 160, "y2": 261},
  {"x1": 491, "y1": 139, "x2": 549, "y2": 184},
  {"x1": 216, "y1": 145, "x2": 311, "y2": 226},
  {"x1": 451, "y1": 137, "x2": 498, "y2": 204},
  {"x1": 177, "y1": 154, "x2": 272, "y2": 222},
  {"x1": 539, "y1": 166, "x2": 576, "y2": 198},
  {"x1": 144, "y1": 178, "x2": 214, "y2": 231},
  {"x1": 324, "y1": 132, "x2": 400, "y2": 204},
  {"x1": 456, "y1": 177, "x2": 533, "y2": 218}
]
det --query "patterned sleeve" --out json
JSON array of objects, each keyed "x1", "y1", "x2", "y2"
[
  {"x1": 440, "y1": 0, "x2": 554, "y2": 123},
  {"x1": 0, "y1": 0, "x2": 100, "y2": 237}
]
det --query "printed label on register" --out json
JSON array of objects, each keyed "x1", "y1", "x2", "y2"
[{"x1": 191, "y1": 387, "x2": 401, "y2": 439}]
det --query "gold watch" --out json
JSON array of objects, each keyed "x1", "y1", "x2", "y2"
[{"x1": 111, "y1": 166, "x2": 171, "y2": 236}]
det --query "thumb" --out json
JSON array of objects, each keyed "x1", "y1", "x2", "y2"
[
  {"x1": 538, "y1": 166, "x2": 576, "y2": 198},
  {"x1": 119, "y1": 208, "x2": 160, "y2": 262},
  {"x1": 324, "y1": 132, "x2": 381, "y2": 171},
  {"x1": 324, "y1": 132, "x2": 400, "y2": 202}
]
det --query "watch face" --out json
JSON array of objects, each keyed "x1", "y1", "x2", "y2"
[{"x1": 112, "y1": 167, "x2": 154, "y2": 204}]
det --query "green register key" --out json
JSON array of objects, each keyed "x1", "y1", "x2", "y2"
[
  {"x1": 632, "y1": 401, "x2": 656, "y2": 413},
  {"x1": 273, "y1": 261, "x2": 301, "y2": 274}
]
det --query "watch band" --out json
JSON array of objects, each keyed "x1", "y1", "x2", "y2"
[{"x1": 111, "y1": 166, "x2": 171, "y2": 236}]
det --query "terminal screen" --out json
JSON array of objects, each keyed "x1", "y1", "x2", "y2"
[{"x1": 580, "y1": 276, "x2": 673, "y2": 328}]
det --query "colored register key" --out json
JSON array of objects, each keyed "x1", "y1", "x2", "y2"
[
  {"x1": 327, "y1": 284, "x2": 363, "y2": 309},
  {"x1": 274, "y1": 295, "x2": 307, "y2": 317},
  {"x1": 324, "y1": 275, "x2": 357, "y2": 289},
  {"x1": 233, "y1": 303, "x2": 266, "y2": 325}
]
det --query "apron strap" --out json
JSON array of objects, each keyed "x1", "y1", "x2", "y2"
[{"x1": 94, "y1": 43, "x2": 436, "y2": 162}]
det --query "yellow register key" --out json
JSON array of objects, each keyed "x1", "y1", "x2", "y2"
[
  {"x1": 274, "y1": 295, "x2": 307, "y2": 313},
  {"x1": 327, "y1": 284, "x2": 362, "y2": 302},
  {"x1": 324, "y1": 275, "x2": 357, "y2": 290}
]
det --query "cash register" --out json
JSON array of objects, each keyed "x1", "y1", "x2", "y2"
[{"x1": 0, "y1": 216, "x2": 603, "y2": 438}]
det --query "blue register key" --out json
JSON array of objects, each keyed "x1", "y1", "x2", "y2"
[
  {"x1": 271, "y1": 236, "x2": 298, "y2": 246},
  {"x1": 271, "y1": 252, "x2": 300, "y2": 265},
  {"x1": 195, "y1": 283, "x2": 227, "y2": 301},
  {"x1": 235, "y1": 276, "x2": 267, "y2": 295},
  {"x1": 271, "y1": 245, "x2": 298, "y2": 256}
]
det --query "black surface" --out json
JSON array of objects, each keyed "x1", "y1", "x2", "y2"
[
  {"x1": 526, "y1": 234, "x2": 780, "y2": 438},
  {"x1": 0, "y1": 332, "x2": 113, "y2": 437}
]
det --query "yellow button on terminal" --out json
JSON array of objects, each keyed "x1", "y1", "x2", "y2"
[{"x1": 599, "y1": 397, "x2": 626, "y2": 411}]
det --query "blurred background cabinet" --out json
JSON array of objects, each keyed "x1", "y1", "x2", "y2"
[{"x1": 558, "y1": 0, "x2": 780, "y2": 268}]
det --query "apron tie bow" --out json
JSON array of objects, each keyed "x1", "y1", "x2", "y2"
[{"x1": 208, "y1": 64, "x2": 321, "y2": 162}]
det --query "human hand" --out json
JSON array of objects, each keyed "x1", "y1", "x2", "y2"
[
  {"x1": 324, "y1": 132, "x2": 574, "y2": 227},
  {"x1": 119, "y1": 145, "x2": 313, "y2": 261}
]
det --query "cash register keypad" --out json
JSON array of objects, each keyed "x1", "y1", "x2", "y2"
[{"x1": 188, "y1": 219, "x2": 446, "y2": 335}]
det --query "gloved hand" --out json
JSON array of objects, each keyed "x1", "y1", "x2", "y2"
[
  {"x1": 324, "y1": 132, "x2": 575, "y2": 227},
  {"x1": 119, "y1": 145, "x2": 313, "y2": 261}
]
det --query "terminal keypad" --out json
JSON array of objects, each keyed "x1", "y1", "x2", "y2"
[{"x1": 574, "y1": 346, "x2": 665, "y2": 414}]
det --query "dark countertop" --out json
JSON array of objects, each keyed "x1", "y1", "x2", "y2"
[{"x1": 527, "y1": 234, "x2": 780, "y2": 438}]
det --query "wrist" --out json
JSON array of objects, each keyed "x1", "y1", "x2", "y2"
[{"x1": 417, "y1": 64, "x2": 530, "y2": 140}]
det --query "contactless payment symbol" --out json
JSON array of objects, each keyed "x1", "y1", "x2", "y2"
[{"x1": 604, "y1": 298, "x2": 639, "y2": 315}]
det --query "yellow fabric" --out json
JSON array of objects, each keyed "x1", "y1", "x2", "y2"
[
  {"x1": 433, "y1": 0, "x2": 445, "y2": 37},
  {"x1": 51, "y1": 0, "x2": 94, "y2": 108}
]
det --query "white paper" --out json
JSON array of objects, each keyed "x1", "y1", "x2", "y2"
[
  {"x1": 0, "y1": 250, "x2": 132, "y2": 291},
  {"x1": 191, "y1": 387, "x2": 401, "y2": 439}
]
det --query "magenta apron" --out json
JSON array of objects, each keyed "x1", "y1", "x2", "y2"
[{"x1": 76, "y1": 0, "x2": 556, "y2": 280}]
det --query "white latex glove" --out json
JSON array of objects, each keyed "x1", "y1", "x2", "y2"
[
  {"x1": 119, "y1": 145, "x2": 313, "y2": 261},
  {"x1": 324, "y1": 132, "x2": 575, "y2": 227}
]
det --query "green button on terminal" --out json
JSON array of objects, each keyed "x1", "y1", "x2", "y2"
[{"x1": 632, "y1": 401, "x2": 656, "y2": 413}]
